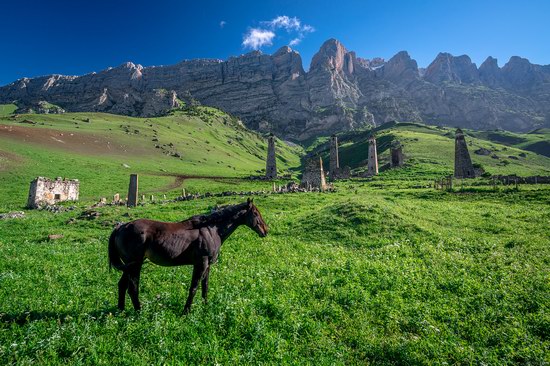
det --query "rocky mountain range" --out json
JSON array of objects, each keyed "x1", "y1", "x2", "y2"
[{"x1": 1, "y1": 39, "x2": 549, "y2": 140}]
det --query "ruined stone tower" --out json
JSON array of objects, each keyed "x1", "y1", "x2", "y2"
[
  {"x1": 265, "y1": 133, "x2": 277, "y2": 179},
  {"x1": 391, "y1": 142, "x2": 404, "y2": 167},
  {"x1": 301, "y1": 156, "x2": 327, "y2": 190},
  {"x1": 328, "y1": 134, "x2": 351, "y2": 181},
  {"x1": 454, "y1": 128, "x2": 475, "y2": 178},
  {"x1": 330, "y1": 134, "x2": 339, "y2": 178},
  {"x1": 367, "y1": 136, "x2": 379, "y2": 176}
]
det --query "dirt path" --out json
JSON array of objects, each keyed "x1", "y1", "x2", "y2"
[{"x1": 141, "y1": 173, "x2": 239, "y2": 193}]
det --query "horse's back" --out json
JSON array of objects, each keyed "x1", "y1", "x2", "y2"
[{"x1": 114, "y1": 218, "x2": 202, "y2": 266}]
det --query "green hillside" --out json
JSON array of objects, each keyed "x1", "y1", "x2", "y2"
[
  {"x1": 310, "y1": 122, "x2": 550, "y2": 178},
  {"x1": 0, "y1": 107, "x2": 549, "y2": 364},
  {"x1": 0, "y1": 106, "x2": 302, "y2": 209},
  {"x1": 0, "y1": 103, "x2": 17, "y2": 116}
]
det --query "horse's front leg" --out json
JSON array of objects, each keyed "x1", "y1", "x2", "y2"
[{"x1": 183, "y1": 256, "x2": 208, "y2": 314}]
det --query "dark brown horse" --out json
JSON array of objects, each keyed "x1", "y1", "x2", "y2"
[{"x1": 108, "y1": 198, "x2": 268, "y2": 313}]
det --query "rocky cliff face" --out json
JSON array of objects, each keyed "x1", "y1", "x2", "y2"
[{"x1": 1, "y1": 39, "x2": 549, "y2": 140}]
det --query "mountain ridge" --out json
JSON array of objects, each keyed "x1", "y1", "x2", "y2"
[{"x1": 1, "y1": 38, "x2": 549, "y2": 140}]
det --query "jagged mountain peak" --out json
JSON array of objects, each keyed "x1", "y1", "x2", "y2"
[
  {"x1": 1, "y1": 38, "x2": 549, "y2": 139},
  {"x1": 424, "y1": 52, "x2": 479, "y2": 84}
]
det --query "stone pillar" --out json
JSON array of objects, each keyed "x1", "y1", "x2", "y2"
[
  {"x1": 454, "y1": 128, "x2": 475, "y2": 178},
  {"x1": 329, "y1": 134, "x2": 339, "y2": 180},
  {"x1": 127, "y1": 174, "x2": 138, "y2": 207},
  {"x1": 367, "y1": 136, "x2": 378, "y2": 176},
  {"x1": 265, "y1": 133, "x2": 277, "y2": 179},
  {"x1": 391, "y1": 143, "x2": 404, "y2": 167}
]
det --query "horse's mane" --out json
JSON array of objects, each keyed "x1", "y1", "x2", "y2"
[{"x1": 181, "y1": 202, "x2": 248, "y2": 228}]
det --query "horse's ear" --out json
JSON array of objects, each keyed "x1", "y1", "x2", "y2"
[{"x1": 247, "y1": 198, "x2": 253, "y2": 206}]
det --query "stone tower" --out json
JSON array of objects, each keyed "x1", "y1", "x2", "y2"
[
  {"x1": 329, "y1": 134, "x2": 339, "y2": 179},
  {"x1": 301, "y1": 156, "x2": 327, "y2": 190},
  {"x1": 265, "y1": 133, "x2": 277, "y2": 179},
  {"x1": 454, "y1": 128, "x2": 475, "y2": 178},
  {"x1": 391, "y1": 142, "x2": 404, "y2": 167},
  {"x1": 367, "y1": 136, "x2": 378, "y2": 176}
]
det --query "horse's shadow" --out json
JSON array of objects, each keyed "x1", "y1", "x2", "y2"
[{"x1": 0, "y1": 306, "x2": 124, "y2": 326}]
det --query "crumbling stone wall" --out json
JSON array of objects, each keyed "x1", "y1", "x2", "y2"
[
  {"x1": 367, "y1": 136, "x2": 379, "y2": 176},
  {"x1": 301, "y1": 156, "x2": 327, "y2": 190},
  {"x1": 391, "y1": 143, "x2": 404, "y2": 167},
  {"x1": 454, "y1": 128, "x2": 475, "y2": 178},
  {"x1": 265, "y1": 134, "x2": 277, "y2": 179},
  {"x1": 27, "y1": 177, "x2": 79, "y2": 208}
]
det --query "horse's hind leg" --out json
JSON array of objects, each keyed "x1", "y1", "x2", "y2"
[
  {"x1": 201, "y1": 265, "x2": 211, "y2": 303},
  {"x1": 118, "y1": 272, "x2": 129, "y2": 310},
  {"x1": 126, "y1": 263, "x2": 143, "y2": 311}
]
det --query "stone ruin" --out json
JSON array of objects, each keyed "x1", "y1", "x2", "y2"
[
  {"x1": 367, "y1": 135, "x2": 379, "y2": 176},
  {"x1": 265, "y1": 133, "x2": 277, "y2": 179},
  {"x1": 390, "y1": 141, "x2": 404, "y2": 167},
  {"x1": 301, "y1": 156, "x2": 327, "y2": 190},
  {"x1": 329, "y1": 134, "x2": 351, "y2": 181},
  {"x1": 27, "y1": 177, "x2": 79, "y2": 208},
  {"x1": 454, "y1": 128, "x2": 476, "y2": 178}
]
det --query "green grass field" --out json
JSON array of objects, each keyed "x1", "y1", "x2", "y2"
[{"x1": 0, "y1": 106, "x2": 549, "y2": 364}]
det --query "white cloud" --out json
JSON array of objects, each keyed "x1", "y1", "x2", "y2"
[
  {"x1": 265, "y1": 16, "x2": 301, "y2": 31},
  {"x1": 289, "y1": 38, "x2": 301, "y2": 46},
  {"x1": 263, "y1": 15, "x2": 315, "y2": 34},
  {"x1": 220, "y1": 20, "x2": 226, "y2": 28},
  {"x1": 242, "y1": 28, "x2": 275, "y2": 50},
  {"x1": 242, "y1": 15, "x2": 315, "y2": 50}
]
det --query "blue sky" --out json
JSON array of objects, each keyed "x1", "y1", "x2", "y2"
[{"x1": 1, "y1": 0, "x2": 549, "y2": 86}]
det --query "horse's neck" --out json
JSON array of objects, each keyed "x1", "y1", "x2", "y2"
[{"x1": 216, "y1": 211, "x2": 246, "y2": 242}]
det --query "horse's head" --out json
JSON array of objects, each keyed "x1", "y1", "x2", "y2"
[{"x1": 244, "y1": 198, "x2": 268, "y2": 237}]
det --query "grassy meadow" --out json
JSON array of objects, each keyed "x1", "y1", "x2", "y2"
[{"x1": 0, "y1": 106, "x2": 549, "y2": 364}]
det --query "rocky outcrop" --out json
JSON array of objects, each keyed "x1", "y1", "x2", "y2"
[
  {"x1": 424, "y1": 53, "x2": 479, "y2": 84},
  {"x1": 1, "y1": 39, "x2": 549, "y2": 140}
]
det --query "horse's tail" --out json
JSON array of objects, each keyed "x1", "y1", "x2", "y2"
[{"x1": 108, "y1": 224, "x2": 125, "y2": 271}]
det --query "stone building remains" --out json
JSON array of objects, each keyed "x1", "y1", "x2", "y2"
[
  {"x1": 265, "y1": 133, "x2": 277, "y2": 179},
  {"x1": 329, "y1": 134, "x2": 350, "y2": 180},
  {"x1": 301, "y1": 156, "x2": 327, "y2": 190},
  {"x1": 367, "y1": 135, "x2": 379, "y2": 176},
  {"x1": 27, "y1": 177, "x2": 79, "y2": 208},
  {"x1": 390, "y1": 142, "x2": 404, "y2": 167},
  {"x1": 454, "y1": 128, "x2": 476, "y2": 178}
]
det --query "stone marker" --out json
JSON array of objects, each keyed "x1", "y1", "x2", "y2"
[
  {"x1": 265, "y1": 133, "x2": 277, "y2": 179},
  {"x1": 454, "y1": 128, "x2": 475, "y2": 178},
  {"x1": 27, "y1": 177, "x2": 79, "y2": 209},
  {"x1": 113, "y1": 193, "x2": 120, "y2": 203},
  {"x1": 367, "y1": 136, "x2": 378, "y2": 176},
  {"x1": 127, "y1": 174, "x2": 138, "y2": 207}
]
